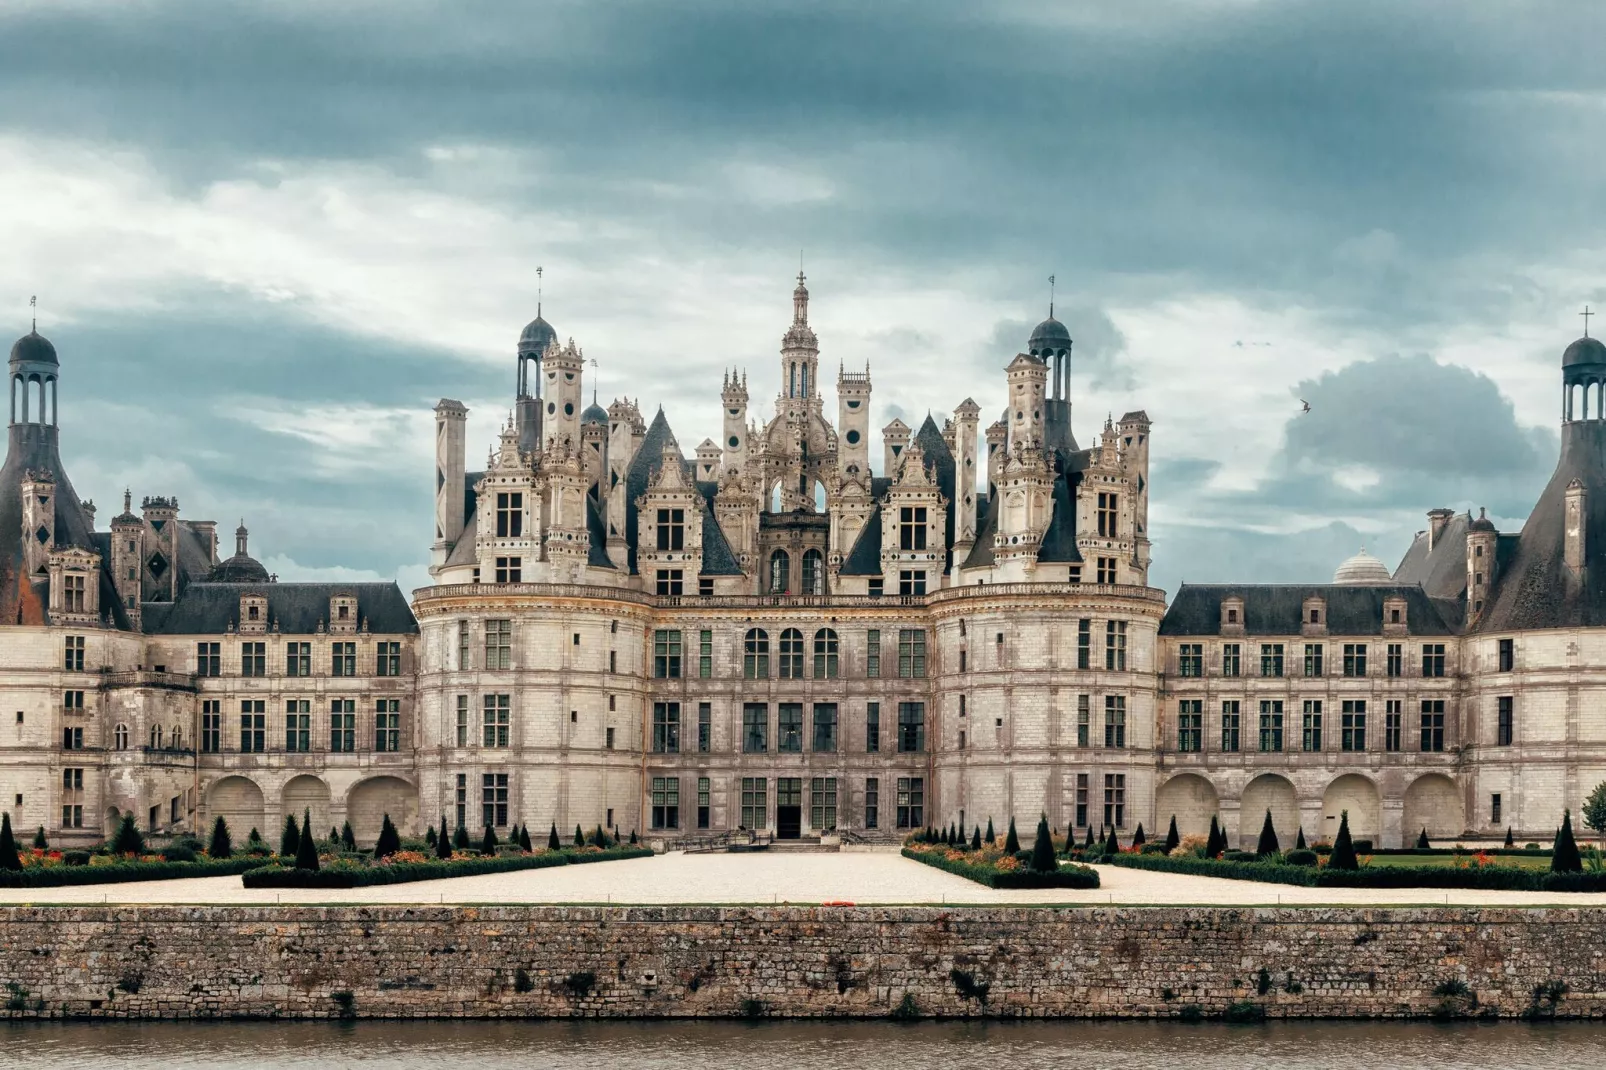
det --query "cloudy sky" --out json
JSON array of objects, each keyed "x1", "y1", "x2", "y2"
[{"x1": 3, "y1": 0, "x2": 1602, "y2": 597}]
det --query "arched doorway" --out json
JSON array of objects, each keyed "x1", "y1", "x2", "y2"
[
  {"x1": 1403, "y1": 773, "x2": 1464, "y2": 843},
  {"x1": 348, "y1": 776, "x2": 419, "y2": 844},
  {"x1": 1155, "y1": 773, "x2": 1219, "y2": 838},
  {"x1": 801, "y1": 548, "x2": 824, "y2": 595},
  {"x1": 1240, "y1": 773, "x2": 1299, "y2": 850},
  {"x1": 1321, "y1": 774, "x2": 1380, "y2": 846},
  {"x1": 768, "y1": 549, "x2": 790, "y2": 594},
  {"x1": 282, "y1": 775, "x2": 332, "y2": 838},
  {"x1": 207, "y1": 776, "x2": 266, "y2": 843}
]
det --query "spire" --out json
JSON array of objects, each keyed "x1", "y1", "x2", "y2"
[
  {"x1": 793, "y1": 270, "x2": 809, "y2": 325},
  {"x1": 235, "y1": 520, "x2": 249, "y2": 557},
  {"x1": 537, "y1": 265, "x2": 544, "y2": 318},
  {"x1": 123, "y1": 489, "x2": 131, "y2": 514},
  {"x1": 29, "y1": 294, "x2": 36, "y2": 332},
  {"x1": 1048, "y1": 274, "x2": 1055, "y2": 318}
]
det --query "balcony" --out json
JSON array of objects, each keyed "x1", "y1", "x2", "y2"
[{"x1": 102, "y1": 669, "x2": 198, "y2": 693}]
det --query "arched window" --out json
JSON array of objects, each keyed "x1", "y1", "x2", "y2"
[
  {"x1": 150, "y1": 724, "x2": 163, "y2": 749},
  {"x1": 170, "y1": 725, "x2": 183, "y2": 750},
  {"x1": 744, "y1": 628, "x2": 770, "y2": 679},
  {"x1": 779, "y1": 628, "x2": 805, "y2": 679},
  {"x1": 813, "y1": 628, "x2": 839, "y2": 679},
  {"x1": 769, "y1": 549, "x2": 791, "y2": 594},
  {"x1": 113, "y1": 723, "x2": 129, "y2": 750},
  {"x1": 769, "y1": 482, "x2": 784, "y2": 513},
  {"x1": 801, "y1": 548, "x2": 824, "y2": 594}
]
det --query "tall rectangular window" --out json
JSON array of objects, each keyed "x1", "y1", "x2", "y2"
[
  {"x1": 1386, "y1": 643, "x2": 1403, "y2": 678},
  {"x1": 1302, "y1": 700, "x2": 1323, "y2": 751},
  {"x1": 1103, "y1": 773, "x2": 1126, "y2": 828},
  {"x1": 458, "y1": 621, "x2": 471, "y2": 670},
  {"x1": 1260, "y1": 644, "x2": 1283, "y2": 678},
  {"x1": 455, "y1": 694, "x2": 469, "y2": 747},
  {"x1": 63, "y1": 574, "x2": 86, "y2": 613},
  {"x1": 810, "y1": 777, "x2": 838, "y2": 831},
  {"x1": 865, "y1": 629, "x2": 881, "y2": 677},
  {"x1": 330, "y1": 641, "x2": 356, "y2": 677},
  {"x1": 1491, "y1": 792, "x2": 1503, "y2": 825},
  {"x1": 741, "y1": 777, "x2": 767, "y2": 830},
  {"x1": 1258, "y1": 700, "x2": 1284, "y2": 752},
  {"x1": 284, "y1": 641, "x2": 311, "y2": 677},
  {"x1": 651, "y1": 777, "x2": 681, "y2": 829},
  {"x1": 1105, "y1": 620, "x2": 1127, "y2": 670},
  {"x1": 331, "y1": 699, "x2": 355, "y2": 752},
  {"x1": 1077, "y1": 619, "x2": 1091, "y2": 669},
  {"x1": 1385, "y1": 700, "x2": 1402, "y2": 752},
  {"x1": 1096, "y1": 556, "x2": 1117, "y2": 584},
  {"x1": 196, "y1": 641, "x2": 220, "y2": 677},
  {"x1": 376, "y1": 641, "x2": 402, "y2": 677},
  {"x1": 743, "y1": 703, "x2": 768, "y2": 753},
  {"x1": 1096, "y1": 492, "x2": 1118, "y2": 537},
  {"x1": 865, "y1": 777, "x2": 879, "y2": 829},
  {"x1": 239, "y1": 700, "x2": 266, "y2": 753},
  {"x1": 1420, "y1": 699, "x2": 1445, "y2": 752},
  {"x1": 1221, "y1": 700, "x2": 1241, "y2": 752},
  {"x1": 483, "y1": 694, "x2": 511, "y2": 748},
  {"x1": 1075, "y1": 773, "x2": 1089, "y2": 827},
  {"x1": 865, "y1": 702, "x2": 880, "y2": 753},
  {"x1": 64, "y1": 635, "x2": 85, "y2": 672},
  {"x1": 897, "y1": 701, "x2": 925, "y2": 753},
  {"x1": 1341, "y1": 700, "x2": 1367, "y2": 752},
  {"x1": 241, "y1": 641, "x2": 266, "y2": 678},
  {"x1": 653, "y1": 629, "x2": 682, "y2": 678},
  {"x1": 1497, "y1": 638, "x2": 1514, "y2": 673},
  {"x1": 1343, "y1": 643, "x2": 1367, "y2": 678},
  {"x1": 655, "y1": 568, "x2": 683, "y2": 596},
  {"x1": 897, "y1": 629, "x2": 927, "y2": 678},
  {"x1": 1178, "y1": 643, "x2": 1202, "y2": 677},
  {"x1": 1177, "y1": 699, "x2": 1202, "y2": 752},
  {"x1": 1103, "y1": 695, "x2": 1126, "y2": 748},
  {"x1": 495, "y1": 556, "x2": 522, "y2": 583},
  {"x1": 896, "y1": 776, "x2": 925, "y2": 829},
  {"x1": 898, "y1": 569, "x2": 927, "y2": 596},
  {"x1": 482, "y1": 772, "x2": 509, "y2": 828},
  {"x1": 812, "y1": 703, "x2": 838, "y2": 752},
  {"x1": 1421, "y1": 643, "x2": 1446, "y2": 678},
  {"x1": 1221, "y1": 643, "x2": 1241, "y2": 678},
  {"x1": 484, "y1": 619, "x2": 512, "y2": 670},
  {"x1": 60, "y1": 768, "x2": 84, "y2": 829},
  {"x1": 698, "y1": 702, "x2": 712, "y2": 753},
  {"x1": 1076, "y1": 694, "x2": 1090, "y2": 747},
  {"x1": 652, "y1": 701, "x2": 681, "y2": 753},
  {"x1": 201, "y1": 701, "x2": 221, "y2": 754},
  {"x1": 1497, "y1": 696, "x2": 1514, "y2": 746},
  {"x1": 1303, "y1": 643, "x2": 1324, "y2": 678},
  {"x1": 375, "y1": 699, "x2": 401, "y2": 752},
  {"x1": 899, "y1": 506, "x2": 928, "y2": 551},
  {"x1": 285, "y1": 700, "x2": 311, "y2": 752},
  {"x1": 699, "y1": 629, "x2": 713, "y2": 678},
  {"x1": 779, "y1": 629, "x2": 805, "y2": 678},
  {"x1": 656, "y1": 508, "x2": 685, "y2": 551},
  {"x1": 778, "y1": 703, "x2": 803, "y2": 752},
  {"x1": 813, "y1": 629, "x2": 839, "y2": 678},
  {"x1": 697, "y1": 777, "x2": 711, "y2": 830},
  {"x1": 495, "y1": 491, "x2": 523, "y2": 538}
]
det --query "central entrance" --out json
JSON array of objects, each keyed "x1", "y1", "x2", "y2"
[{"x1": 776, "y1": 777, "x2": 803, "y2": 839}]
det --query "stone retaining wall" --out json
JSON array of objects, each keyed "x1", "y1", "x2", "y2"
[{"x1": 0, "y1": 905, "x2": 1601, "y2": 1020}]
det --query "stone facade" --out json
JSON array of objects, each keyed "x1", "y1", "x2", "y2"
[
  {"x1": 0, "y1": 905, "x2": 1600, "y2": 1019},
  {"x1": 4, "y1": 294, "x2": 1606, "y2": 851}
]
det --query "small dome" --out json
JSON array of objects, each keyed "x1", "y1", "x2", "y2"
[
  {"x1": 1469, "y1": 506, "x2": 1496, "y2": 533},
  {"x1": 581, "y1": 398, "x2": 608, "y2": 426},
  {"x1": 209, "y1": 553, "x2": 270, "y2": 584},
  {"x1": 1332, "y1": 547, "x2": 1393, "y2": 585},
  {"x1": 518, "y1": 314, "x2": 558, "y2": 356},
  {"x1": 1028, "y1": 315, "x2": 1071, "y2": 357},
  {"x1": 9, "y1": 329, "x2": 57, "y2": 366},
  {"x1": 1563, "y1": 336, "x2": 1606, "y2": 367}
]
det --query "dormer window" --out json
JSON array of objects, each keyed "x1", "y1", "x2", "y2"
[
  {"x1": 1309, "y1": 609, "x2": 1320, "y2": 624},
  {"x1": 338, "y1": 605, "x2": 348, "y2": 620},
  {"x1": 247, "y1": 605, "x2": 260, "y2": 622},
  {"x1": 1227, "y1": 609, "x2": 1238, "y2": 623}
]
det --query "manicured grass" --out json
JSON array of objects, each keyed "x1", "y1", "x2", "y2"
[
  {"x1": 1365, "y1": 852, "x2": 1551, "y2": 871},
  {"x1": 242, "y1": 846, "x2": 654, "y2": 888}
]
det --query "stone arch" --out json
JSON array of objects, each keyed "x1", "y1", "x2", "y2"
[
  {"x1": 103, "y1": 806, "x2": 122, "y2": 837},
  {"x1": 207, "y1": 776, "x2": 266, "y2": 842},
  {"x1": 1403, "y1": 773, "x2": 1464, "y2": 844},
  {"x1": 1155, "y1": 773, "x2": 1219, "y2": 839},
  {"x1": 1321, "y1": 773, "x2": 1381, "y2": 846},
  {"x1": 347, "y1": 775, "x2": 418, "y2": 845},
  {"x1": 282, "y1": 775, "x2": 332, "y2": 836},
  {"x1": 1239, "y1": 773, "x2": 1299, "y2": 850}
]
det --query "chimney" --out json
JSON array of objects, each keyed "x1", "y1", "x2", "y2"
[
  {"x1": 1426, "y1": 507, "x2": 1454, "y2": 551},
  {"x1": 1565, "y1": 479, "x2": 1587, "y2": 574}
]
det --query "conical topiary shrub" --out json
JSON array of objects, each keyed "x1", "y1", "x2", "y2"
[
  {"x1": 1029, "y1": 815, "x2": 1057, "y2": 873},
  {"x1": 0, "y1": 814, "x2": 21, "y2": 871},
  {"x1": 970, "y1": 826, "x2": 982, "y2": 851},
  {"x1": 1505, "y1": 826, "x2": 1515, "y2": 848},
  {"x1": 112, "y1": 814, "x2": 145, "y2": 856},
  {"x1": 1131, "y1": 822, "x2": 1146, "y2": 848},
  {"x1": 436, "y1": 816, "x2": 453, "y2": 860},
  {"x1": 482, "y1": 825, "x2": 499, "y2": 856},
  {"x1": 341, "y1": 821, "x2": 357, "y2": 851},
  {"x1": 518, "y1": 823, "x2": 533, "y2": 852},
  {"x1": 425, "y1": 826, "x2": 437, "y2": 847},
  {"x1": 1004, "y1": 817, "x2": 1021, "y2": 855},
  {"x1": 1416, "y1": 827, "x2": 1431, "y2": 850},
  {"x1": 548, "y1": 822, "x2": 561, "y2": 851},
  {"x1": 454, "y1": 824, "x2": 470, "y2": 850},
  {"x1": 280, "y1": 812, "x2": 301, "y2": 858},
  {"x1": 294, "y1": 809, "x2": 321, "y2": 871},
  {"x1": 957, "y1": 818, "x2": 966, "y2": 844},
  {"x1": 630, "y1": 829, "x2": 638, "y2": 845},
  {"x1": 32, "y1": 826, "x2": 47, "y2": 850},
  {"x1": 1553, "y1": 810, "x2": 1583, "y2": 873},
  {"x1": 1255, "y1": 809, "x2": 1279, "y2": 857},
  {"x1": 1084, "y1": 824, "x2": 1095, "y2": 848},
  {"x1": 208, "y1": 816, "x2": 232, "y2": 859},
  {"x1": 574, "y1": 824, "x2": 585, "y2": 847},
  {"x1": 375, "y1": 814, "x2": 401, "y2": 859},
  {"x1": 1164, "y1": 816, "x2": 1180, "y2": 853},
  {"x1": 1329, "y1": 810, "x2": 1359, "y2": 871},
  {"x1": 1104, "y1": 826, "x2": 1120, "y2": 854},
  {"x1": 985, "y1": 817, "x2": 996, "y2": 846},
  {"x1": 1295, "y1": 827, "x2": 1307, "y2": 851},
  {"x1": 1205, "y1": 815, "x2": 1224, "y2": 858}
]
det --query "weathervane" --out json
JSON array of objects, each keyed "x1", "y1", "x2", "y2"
[
  {"x1": 1049, "y1": 275, "x2": 1056, "y2": 317},
  {"x1": 29, "y1": 294, "x2": 36, "y2": 332},
  {"x1": 536, "y1": 266, "x2": 543, "y2": 317},
  {"x1": 1584, "y1": 304, "x2": 1594, "y2": 339}
]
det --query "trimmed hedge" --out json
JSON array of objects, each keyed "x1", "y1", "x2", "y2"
[
  {"x1": 901, "y1": 847, "x2": 1100, "y2": 889},
  {"x1": 1105, "y1": 851, "x2": 1606, "y2": 891},
  {"x1": 241, "y1": 846, "x2": 653, "y2": 888},
  {"x1": 0, "y1": 856, "x2": 262, "y2": 888}
]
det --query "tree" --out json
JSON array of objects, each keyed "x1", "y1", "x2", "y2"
[
  {"x1": 1028, "y1": 815, "x2": 1057, "y2": 873},
  {"x1": 1004, "y1": 817, "x2": 1021, "y2": 854},
  {"x1": 1553, "y1": 810, "x2": 1583, "y2": 873},
  {"x1": 375, "y1": 814, "x2": 401, "y2": 859},
  {"x1": 32, "y1": 826, "x2": 47, "y2": 850},
  {"x1": 1131, "y1": 823, "x2": 1146, "y2": 848},
  {"x1": 518, "y1": 824, "x2": 533, "y2": 852},
  {"x1": 247, "y1": 827, "x2": 264, "y2": 848},
  {"x1": 341, "y1": 822, "x2": 357, "y2": 851},
  {"x1": 454, "y1": 824, "x2": 470, "y2": 850},
  {"x1": 1084, "y1": 825, "x2": 1095, "y2": 848},
  {"x1": 481, "y1": 825, "x2": 499, "y2": 856},
  {"x1": 1294, "y1": 827, "x2": 1307, "y2": 851},
  {"x1": 985, "y1": 817, "x2": 996, "y2": 846},
  {"x1": 1329, "y1": 810, "x2": 1358, "y2": 871},
  {"x1": 548, "y1": 822, "x2": 562, "y2": 851},
  {"x1": 425, "y1": 826, "x2": 437, "y2": 847},
  {"x1": 329, "y1": 826, "x2": 340, "y2": 846},
  {"x1": 574, "y1": 824, "x2": 585, "y2": 847},
  {"x1": 436, "y1": 816, "x2": 452, "y2": 860},
  {"x1": 1205, "y1": 815, "x2": 1224, "y2": 858},
  {"x1": 970, "y1": 826, "x2": 982, "y2": 851},
  {"x1": 1415, "y1": 827, "x2": 1431, "y2": 850},
  {"x1": 207, "y1": 816, "x2": 232, "y2": 860},
  {"x1": 1164, "y1": 816, "x2": 1180, "y2": 854},
  {"x1": 0, "y1": 814, "x2": 20, "y2": 871},
  {"x1": 1104, "y1": 826, "x2": 1120, "y2": 854},
  {"x1": 111, "y1": 814, "x2": 145, "y2": 857},
  {"x1": 280, "y1": 812, "x2": 301, "y2": 858},
  {"x1": 1505, "y1": 826, "x2": 1515, "y2": 848},
  {"x1": 1583, "y1": 781, "x2": 1606, "y2": 845},
  {"x1": 957, "y1": 817, "x2": 966, "y2": 844},
  {"x1": 592, "y1": 824, "x2": 612, "y2": 849},
  {"x1": 294, "y1": 809, "x2": 321, "y2": 871},
  {"x1": 1255, "y1": 810, "x2": 1279, "y2": 857}
]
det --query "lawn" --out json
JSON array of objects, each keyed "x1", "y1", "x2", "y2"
[{"x1": 1364, "y1": 853, "x2": 1551, "y2": 871}]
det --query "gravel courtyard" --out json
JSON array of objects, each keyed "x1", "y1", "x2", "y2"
[{"x1": 3, "y1": 849, "x2": 1606, "y2": 907}]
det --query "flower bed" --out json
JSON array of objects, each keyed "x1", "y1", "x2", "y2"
[
  {"x1": 241, "y1": 845, "x2": 654, "y2": 888},
  {"x1": 1104, "y1": 851, "x2": 1606, "y2": 892},
  {"x1": 901, "y1": 843, "x2": 1099, "y2": 889},
  {"x1": 0, "y1": 851, "x2": 265, "y2": 888}
]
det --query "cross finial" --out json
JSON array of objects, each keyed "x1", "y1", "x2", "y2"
[
  {"x1": 1584, "y1": 304, "x2": 1594, "y2": 338},
  {"x1": 1048, "y1": 275, "x2": 1055, "y2": 318},
  {"x1": 29, "y1": 295, "x2": 36, "y2": 332}
]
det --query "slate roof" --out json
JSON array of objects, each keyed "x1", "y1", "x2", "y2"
[
  {"x1": 142, "y1": 582, "x2": 418, "y2": 635},
  {"x1": 911, "y1": 415, "x2": 957, "y2": 571},
  {"x1": 1392, "y1": 510, "x2": 1471, "y2": 601},
  {"x1": 695, "y1": 481, "x2": 744, "y2": 575},
  {"x1": 1159, "y1": 584, "x2": 1456, "y2": 636},
  {"x1": 1036, "y1": 472, "x2": 1084, "y2": 563},
  {"x1": 839, "y1": 504, "x2": 884, "y2": 576},
  {"x1": 960, "y1": 491, "x2": 996, "y2": 570},
  {"x1": 0, "y1": 422, "x2": 110, "y2": 626},
  {"x1": 585, "y1": 495, "x2": 614, "y2": 569}
]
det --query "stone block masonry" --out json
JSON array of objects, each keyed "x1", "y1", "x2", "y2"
[{"x1": 0, "y1": 905, "x2": 1602, "y2": 1020}]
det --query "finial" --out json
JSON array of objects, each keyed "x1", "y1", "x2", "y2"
[
  {"x1": 29, "y1": 295, "x2": 36, "y2": 333},
  {"x1": 536, "y1": 266, "x2": 543, "y2": 317},
  {"x1": 1048, "y1": 275, "x2": 1055, "y2": 318},
  {"x1": 122, "y1": 488, "x2": 131, "y2": 513},
  {"x1": 1584, "y1": 304, "x2": 1594, "y2": 338}
]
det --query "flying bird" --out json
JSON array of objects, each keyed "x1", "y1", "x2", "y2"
[{"x1": 1300, "y1": 399, "x2": 1311, "y2": 414}]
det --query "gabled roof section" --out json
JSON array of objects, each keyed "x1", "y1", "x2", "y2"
[
  {"x1": 961, "y1": 490, "x2": 997, "y2": 570},
  {"x1": 144, "y1": 582, "x2": 419, "y2": 635},
  {"x1": 839, "y1": 504, "x2": 884, "y2": 576},
  {"x1": 1392, "y1": 510, "x2": 1470, "y2": 601},
  {"x1": 1159, "y1": 584, "x2": 1455, "y2": 636},
  {"x1": 585, "y1": 495, "x2": 614, "y2": 570},
  {"x1": 623, "y1": 408, "x2": 683, "y2": 574},
  {"x1": 912, "y1": 415, "x2": 957, "y2": 571},
  {"x1": 1036, "y1": 472, "x2": 1084, "y2": 563},
  {"x1": 695, "y1": 481, "x2": 744, "y2": 576},
  {"x1": 0, "y1": 424, "x2": 99, "y2": 626}
]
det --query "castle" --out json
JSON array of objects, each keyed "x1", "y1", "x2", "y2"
[{"x1": 3, "y1": 276, "x2": 1603, "y2": 850}]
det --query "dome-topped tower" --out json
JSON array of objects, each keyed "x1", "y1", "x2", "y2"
[
  {"x1": 1333, "y1": 547, "x2": 1394, "y2": 585},
  {"x1": 1028, "y1": 314, "x2": 1071, "y2": 360},
  {"x1": 209, "y1": 521, "x2": 271, "y2": 583}
]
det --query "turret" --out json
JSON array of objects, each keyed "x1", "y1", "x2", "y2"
[
  {"x1": 605, "y1": 398, "x2": 645, "y2": 569},
  {"x1": 1116, "y1": 410, "x2": 1152, "y2": 583},
  {"x1": 721, "y1": 370, "x2": 749, "y2": 476},
  {"x1": 1005, "y1": 353, "x2": 1048, "y2": 451},
  {"x1": 985, "y1": 419, "x2": 1008, "y2": 493},
  {"x1": 140, "y1": 495, "x2": 180, "y2": 601},
  {"x1": 432, "y1": 398, "x2": 468, "y2": 569},
  {"x1": 778, "y1": 272, "x2": 820, "y2": 409},
  {"x1": 882, "y1": 418, "x2": 910, "y2": 477},
  {"x1": 110, "y1": 490, "x2": 143, "y2": 620},
  {"x1": 515, "y1": 307, "x2": 556, "y2": 454},
  {"x1": 1467, "y1": 506, "x2": 1500, "y2": 621},
  {"x1": 543, "y1": 338, "x2": 586, "y2": 451},
  {"x1": 694, "y1": 439, "x2": 721, "y2": 483},
  {"x1": 952, "y1": 398, "x2": 982, "y2": 564},
  {"x1": 837, "y1": 362, "x2": 872, "y2": 484}
]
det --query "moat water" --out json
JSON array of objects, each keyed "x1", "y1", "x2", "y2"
[{"x1": 3, "y1": 1020, "x2": 1602, "y2": 1068}]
